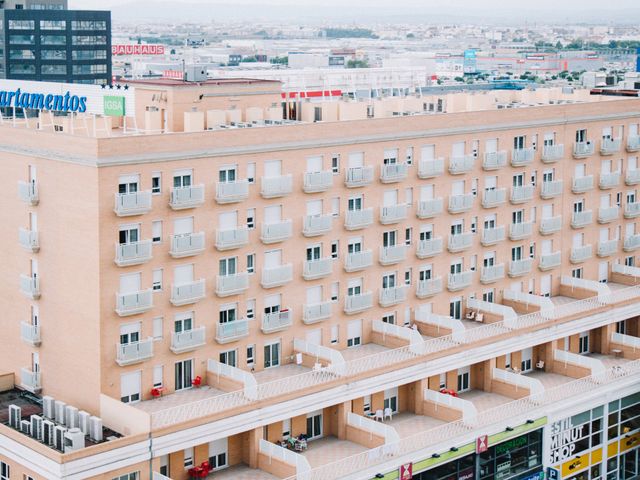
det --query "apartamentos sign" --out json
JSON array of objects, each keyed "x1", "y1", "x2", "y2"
[
  {"x1": 112, "y1": 44, "x2": 165, "y2": 56},
  {"x1": 0, "y1": 79, "x2": 135, "y2": 116}
]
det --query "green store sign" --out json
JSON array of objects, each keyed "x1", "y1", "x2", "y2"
[{"x1": 104, "y1": 95, "x2": 125, "y2": 116}]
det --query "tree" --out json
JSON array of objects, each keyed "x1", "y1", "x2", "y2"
[{"x1": 346, "y1": 59, "x2": 369, "y2": 69}]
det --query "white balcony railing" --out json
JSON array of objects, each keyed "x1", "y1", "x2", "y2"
[
  {"x1": 261, "y1": 175, "x2": 293, "y2": 198},
  {"x1": 261, "y1": 264, "x2": 293, "y2": 288},
  {"x1": 262, "y1": 309, "x2": 292, "y2": 334},
  {"x1": 540, "y1": 216, "x2": 562, "y2": 235},
  {"x1": 509, "y1": 258, "x2": 533, "y2": 277},
  {"x1": 511, "y1": 147, "x2": 534, "y2": 166},
  {"x1": 303, "y1": 214, "x2": 333, "y2": 237},
  {"x1": 481, "y1": 188, "x2": 506, "y2": 208},
  {"x1": 116, "y1": 338, "x2": 154, "y2": 366},
  {"x1": 624, "y1": 234, "x2": 640, "y2": 252},
  {"x1": 344, "y1": 292, "x2": 373, "y2": 314},
  {"x1": 597, "y1": 239, "x2": 618, "y2": 257},
  {"x1": 418, "y1": 158, "x2": 445, "y2": 179},
  {"x1": 626, "y1": 169, "x2": 640, "y2": 186},
  {"x1": 18, "y1": 228, "x2": 39, "y2": 252},
  {"x1": 416, "y1": 277, "x2": 443, "y2": 298},
  {"x1": 482, "y1": 151, "x2": 507, "y2": 170},
  {"x1": 599, "y1": 172, "x2": 620, "y2": 189},
  {"x1": 447, "y1": 271, "x2": 473, "y2": 291},
  {"x1": 417, "y1": 237, "x2": 443, "y2": 258},
  {"x1": 115, "y1": 240, "x2": 153, "y2": 266},
  {"x1": 20, "y1": 322, "x2": 41, "y2": 346},
  {"x1": 572, "y1": 175, "x2": 594, "y2": 193},
  {"x1": 598, "y1": 206, "x2": 619, "y2": 224},
  {"x1": 169, "y1": 232, "x2": 205, "y2": 258},
  {"x1": 170, "y1": 279, "x2": 206, "y2": 306},
  {"x1": 18, "y1": 181, "x2": 39, "y2": 205},
  {"x1": 344, "y1": 166, "x2": 374, "y2": 188},
  {"x1": 539, "y1": 251, "x2": 561, "y2": 271},
  {"x1": 344, "y1": 250, "x2": 373, "y2": 272},
  {"x1": 573, "y1": 141, "x2": 594, "y2": 158},
  {"x1": 379, "y1": 285, "x2": 408, "y2": 307},
  {"x1": 171, "y1": 326, "x2": 206, "y2": 354},
  {"x1": 169, "y1": 185, "x2": 205, "y2": 210},
  {"x1": 627, "y1": 135, "x2": 640, "y2": 152},
  {"x1": 416, "y1": 198, "x2": 443, "y2": 219},
  {"x1": 379, "y1": 244, "x2": 407, "y2": 265},
  {"x1": 260, "y1": 220, "x2": 293, "y2": 244},
  {"x1": 344, "y1": 208, "x2": 374, "y2": 230},
  {"x1": 541, "y1": 144, "x2": 564, "y2": 162},
  {"x1": 115, "y1": 289, "x2": 153, "y2": 316},
  {"x1": 215, "y1": 272, "x2": 249, "y2": 297},
  {"x1": 624, "y1": 202, "x2": 640, "y2": 219},
  {"x1": 215, "y1": 227, "x2": 249, "y2": 251},
  {"x1": 20, "y1": 368, "x2": 41, "y2": 393},
  {"x1": 215, "y1": 180, "x2": 249, "y2": 204},
  {"x1": 379, "y1": 204, "x2": 408, "y2": 225},
  {"x1": 448, "y1": 232, "x2": 473, "y2": 253},
  {"x1": 448, "y1": 154, "x2": 475, "y2": 174},
  {"x1": 570, "y1": 245, "x2": 593, "y2": 263},
  {"x1": 303, "y1": 258, "x2": 333, "y2": 280},
  {"x1": 380, "y1": 163, "x2": 408, "y2": 183},
  {"x1": 600, "y1": 138, "x2": 621, "y2": 155},
  {"x1": 571, "y1": 210, "x2": 593, "y2": 229},
  {"x1": 303, "y1": 171, "x2": 333, "y2": 193},
  {"x1": 510, "y1": 185, "x2": 534, "y2": 204},
  {"x1": 540, "y1": 180, "x2": 563, "y2": 199},
  {"x1": 215, "y1": 319, "x2": 250, "y2": 344},
  {"x1": 509, "y1": 222, "x2": 533, "y2": 240},
  {"x1": 114, "y1": 191, "x2": 152, "y2": 216},
  {"x1": 19, "y1": 275, "x2": 40, "y2": 300},
  {"x1": 448, "y1": 193, "x2": 474, "y2": 213},
  {"x1": 303, "y1": 301, "x2": 332, "y2": 324},
  {"x1": 480, "y1": 264, "x2": 505, "y2": 284},
  {"x1": 481, "y1": 226, "x2": 505, "y2": 246}
]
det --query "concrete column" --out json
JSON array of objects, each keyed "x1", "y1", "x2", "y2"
[
  {"x1": 247, "y1": 427, "x2": 262, "y2": 468},
  {"x1": 337, "y1": 400, "x2": 350, "y2": 439},
  {"x1": 413, "y1": 378, "x2": 428, "y2": 415}
]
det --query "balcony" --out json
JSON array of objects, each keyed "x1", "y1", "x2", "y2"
[
  {"x1": 116, "y1": 338, "x2": 154, "y2": 366},
  {"x1": 344, "y1": 292, "x2": 373, "y2": 314},
  {"x1": 480, "y1": 264, "x2": 505, "y2": 284},
  {"x1": 600, "y1": 138, "x2": 621, "y2": 155},
  {"x1": 511, "y1": 147, "x2": 534, "y2": 166},
  {"x1": 570, "y1": 245, "x2": 593, "y2": 263},
  {"x1": 261, "y1": 175, "x2": 293, "y2": 198},
  {"x1": 572, "y1": 175, "x2": 594, "y2": 193},
  {"x1": 379, "y1": 285, "x2": 407, "y2": 307},
  {"x1": 114, "y1": 191, "x2": 152, "y2": 217},
  {"x1": 344, "y1": 166, "x2": 374, "y2": 188},
  {"x1": 448, "y1": 193, "x2": 474, "y2": 213},
  {"x1": 262, "y1": 309, "x2": 293, "y2": 334},
  {"x1": 18, "y1": 181, "x2": 39, "y2": 205},
  {"x1": 626, "y1": 169, "x2": 640, "y2": 185},
  {"x1": 261, "y1": 264, "x2": 293, "y2": 288},
  {"x1": 447, "y1": 271, "x2": 473, "y2": 291},
  {"x1": 379, "y1": 204, "x2": 407, "y2": 224},
  {"x1": 481, "y1": 188, "x2": 506, "y2": 208},
  {"x1": 20, "y1": 322, "x2": 40, "y2": 346},
  {"x1": 18, "y1": 228, "x2": 39, "y2": 252},
  {"x1": 540, "y1": 180, "x2": 563, "y2": 199},
  {"x1": 303, "y1": 301, "x2": 332, "y2": 324},
  {"x1": 215, "y1": 272, "x2": 249, "y2": 297},
  {"x1": 344, "y1": 208, "x2": 373, "y2": 230},
  {"x1": 170, "y1": 279, "x2": 206, "y2": 306},
  {"x1": 344, "y1": 250, "x2": 373, "y2": 272},
  {"x1": 416, "y1": 237, "x2": 443, "y2": 258},
  {"x1": 509, "y1": 222, "x2": 532, "y2": 240},
  {"x1": 573, "y1": 141, "x2": 594, "y2": 158},
  {"x1": 379, "y1": 245, "x2": 407, "y2": 265},
  {"x1": 624, "y1": 202, "x2": 640, "y2": 219},
  {"x1": 303, "y1": 257, "x2": 333, "y2": 280},
  {"x1": 418, "y1": 158, "x2": 445, "y2": 178},
  {"x1": 447, "y1": 232, "x2": 473, "y2": 253},
  {"x1": 20, "y1": 368, "x2": 41, "y2": 394},
  {"x1": 380, "y1": 163, "x2": 408, "y2": 183},
  {"x1": 509, "y1": 258, "x2": 533, "y2": 277},
  {"x1": 415, "y1": 277, "x2": 443, "y2": 299},
  {"x1": 303, "y1": 171, "x2": 333, "y2": 193},
  {"x1": 597, "y1": 239, "x2": 618, "y2": 258},
  {"x1": 115, "y1": 240, "x2": 153, "y2": 266},
  {"x1": 215, "y1": 227, "x2": 249, "y2": 251},
  {"x1": 539, "y1": 216, "x2": 562, "y2": 235},
  {"x1": 571, "y1": 210, "x2": 593, "y2": 229},
  {"x1": 169, "y1": 185, "x2": 205, "y2": 210},
  {"x1": 303, "y1": 214, "x2": 333, "y2": 237},
  {"x1": 19, "y1": 275, "x2": 40, "y2": 300},
  {"x1": 539, "y1": 251, "x2": 561, "y2": 271},
  {"x1": 598, "y1": 206, "x2": 619, "y2": 224},
  {"x1": 170, "y1": 326, "x2": 206, "y2": 354},
  {"x1": 215, "y1": 319, "x2": 250, "y2": 344},
  {"x1": 510, "y1": 185, "x2": 534, "y2": 204},
  {"x1": 215, "y1": 180, "x2": 249, "y2": 204},
  {"x1": 260, "y1": 220, "x2": 293, "y2": 244},
  {"x1": 541, "y1": 144, "x2": 564, "y2": 162},
  {"x1": 448, "y1": 154, "x2": 475, "y2": 174},
  {"x1": 627, "y1": 135, "x2": 640, "y2": 152},
  {"x1": 416, "y1": 198, "x2": 443, "y2": 219},
  {"x1": 481, "y1": 226, "x2": 505, "y2": 246},
  {"x1": 482, "y1": 151, "x2": 507, "y2": 170},
  {"x1": 169, "y1": 232, "x2": 205, "y2": 258},
  {"x1": 624, "y1": 234, "x2": 640, "y2": 252},
  {"x1": 115, "y1": 289, "x2": 152, "y2": 316},
  {"x1": 599, "y1": 172, "x2": 620, "y2": 189}
]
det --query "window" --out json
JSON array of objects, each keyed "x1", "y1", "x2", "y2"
[
  {"x1": 1, "y1": 462, "x2": 9, "y2": 480},
  {"x1": 331, "y1": 155, "x2": 340, "y2": 174},
  {"x1": 246, "y1": 208, "x2": 255, "y2": 229},
  {"x1": 331, "y1": 197, "x2": 340, "y2": 216},
  {"x1": 152, "y1": 317, "x2": 163, "y2": 340},
  {"x1": 450, "y1": 298, "x2": 462, "y2": 320},
  {"x1": 246, "y1": 345, "x2": 255, "y2": 367},
  {"x1": 111, "y1": 474, "x2": 138, "y2": 480},
  {"x1": 347, "y1": 319, "x2": 361, "y2": 347},
  {"x1": 330, "y1": 325, "x2": 339, "y2": 344},
  {"x1": 514, "y1": 135, "x2": 526, "y2": 150},
  {"x1": 264, "y1": 342, "x2": 280, "y2": 368},
  {"x1": 219, "y1": 349, "x2": 237, "y2": 367},
  {"x1": 306, "y1": 411, "x2": 323, "y2": 439},
  {"x1": 174, "y1": 359, "x2": 193, "y2": 391},
  {"x1": 184, "y1": 447, "x2": 194, "y2": 468},
  {"x1": 174, "y1": 313, "x2": 193, "y2": 335},
  {"x1": 382, "y1": 313, "x2": 395, "y2": 324},
  {"x1": 246, "y1": 299, "x2": 255, "y2": 320},
  {"x1": 405, "y1": 147, "x2": 414, "y2": 165},
  {"x1": 616, "y1": 320, "x2": 627, "y2": 334},
  {"x1": 384, "y1": 387, "x2": 398, "y2": 413},
  {"x1": 572, "y1": 267, "x2": 583, "y2": 279},
  {"x1": 405, "y1": 227, "x2": 412, "y2": 246},
  {"x1": 457, "y1": 367, "x2": 470, "y2": 392},
  {"x1": 331, "y1": 282, "x2": 339, "y2": 302},
  {"x1": 404, "y1": 269, "x2": 412, "y2": 285},
  {"x1": 152, "y1": 269, "x2": 163, "y2": 291},
  {"x1": 331, "y1": 241, "x2": 339, "y2": 259},
  {"x1": 247, "y1": 163, "x2": 256, "y2": 183},
  {"x1": 152, "y1": 221, "x2": 162, "y2": 243},
  {"x1": 579, "y1": 331, "x2": 590, "y2": 354},
  {"x1": 153, "y1": 366, "x2": 163, "y2": 388},
  {"x1": 152, "y1": 173, "x2": 161, "y2": 194},
  {"x1": 247, "y1": 253, "x2": 255, "y2": 273}
]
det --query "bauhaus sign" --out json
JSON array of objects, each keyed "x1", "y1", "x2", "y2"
[{"x1": 112, "y1": 44, "x2": 165, "y2": 56}]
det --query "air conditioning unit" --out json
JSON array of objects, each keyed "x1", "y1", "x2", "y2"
[
  {"x1": 65, "y1": 406, "x2": 79, "y2": 429},
  {"x1": 54, "y1": 400, "x2": 66, "y2": 424},
  {"x1": 42, "y1": 420, "x2": 55, "y2": 446},
  {"x1": 8, "y1": 405, "x2": 21, "y2": 428},
  {"x1": 78, "y1": 411, "x2": 91, "y2": 435},
  {"x1": 30, "y1": 415, "x2": 43, "y2": 441},
  {"x1": 20, "y1": 420, "x2": 31, "y2": 435},
  {"x1": 42, "y1": 396, "x2": 55, "y2": 419},
  {"x1": 54, "y1": 425, "x2": 67, "y2": 451},
  {"x1": 64, "y1": 428, "x2": 85, "y2": 452},
  {"x1": 89, "y1": 416, "x2": 103, "y2": 442}
]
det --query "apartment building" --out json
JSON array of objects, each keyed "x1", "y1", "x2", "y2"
[{"x1": 0, "y1": 77, "x2": 640, "y2": 480}]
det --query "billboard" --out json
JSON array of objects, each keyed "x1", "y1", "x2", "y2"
[{"x1": 112, "y1": 44, "x2": 165, "y2": 56}]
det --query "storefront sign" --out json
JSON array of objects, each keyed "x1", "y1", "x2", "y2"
[
  {"x1": 549, "y1": 417, "x2": 585, "y2": 463},
  {"x1": 112, "y1": 44, "x2": 165, "y2": 56},
  {"x1": 476, "y1": 435, "x2": 488, "y2": 454},
  {"x1": 495, "y1": 435, "x2": 527, "y2": 456},
  {"x1": 399, "y1": 463, "x2": 412, "y2": 480},
  {"x1": 103, "y1": 96, "x2": 125, "y2": 116},
  {"x1": 458, "y1": 468, "x2": 474, "y2": 480},
  {"x1": 547, "y1": 466, "x2": 560, "y2": 480},
  {"x1": 0, "y1": 87, "x2": 87, "y2": 112}
]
